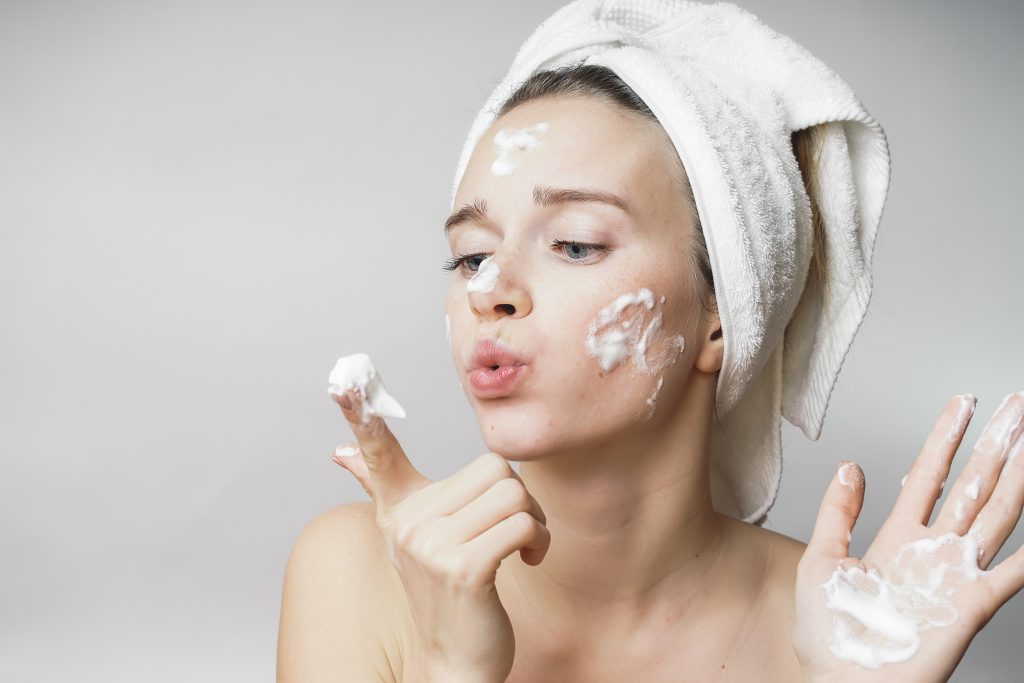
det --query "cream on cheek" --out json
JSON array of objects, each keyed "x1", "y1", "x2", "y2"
[{"x1": 583, "y1": 286, "x2": 687, "y2": 419}]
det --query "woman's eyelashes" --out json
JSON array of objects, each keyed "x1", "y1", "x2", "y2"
[
  {"x1": 550, "y1": 239, "x2": 609, "y2": 263},
  {"x1": 442, "y1": 252, "x2": 489, "y2": 273},
  {"x1": 442, "y1": 240, "x2": 610, "y2": 275}
]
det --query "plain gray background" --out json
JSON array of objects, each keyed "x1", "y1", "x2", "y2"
[{"x1": 1, "y1": 0, "x2": 1022, "y2": 680}]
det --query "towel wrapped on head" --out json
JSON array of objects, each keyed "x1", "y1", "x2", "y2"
[{"x1": 449, "y1": 0, "x2": 891, "y2": 525}]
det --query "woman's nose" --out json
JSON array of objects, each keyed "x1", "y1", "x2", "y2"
[{"x1": 467, "y1": 257, "x2": 533, "y2": 321}]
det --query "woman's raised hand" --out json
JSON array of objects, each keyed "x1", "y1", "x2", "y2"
[
  {"x1": 329, "y1": 387, "x2": 550, "y2": 683},
  {"x1": 794, "y1": 392, "x2": 1024, "y2": 683}
]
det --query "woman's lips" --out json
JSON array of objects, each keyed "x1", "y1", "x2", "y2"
[
  {"x1": 468, "y1": 339, "x2": 530, "y2": 399},
  {"x1": 468, "y1": 365, "x2": 528, "y2": 398}
]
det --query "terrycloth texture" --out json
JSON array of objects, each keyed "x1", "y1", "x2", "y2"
[{"x1": 448, "y1": 0, "x2": 891, "y2": 524}]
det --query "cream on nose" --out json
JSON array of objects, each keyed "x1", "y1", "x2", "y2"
[
  {"x1": 467, "y1": 256, "x2": 501, "y2": 293},
  {"x1": 466, "y1": 256, "x2": 532, "y2": 320}
]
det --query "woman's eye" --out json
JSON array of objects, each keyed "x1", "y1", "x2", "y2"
[
  {"x1": 442, "y1": 252, "x2": 489, "y2": 273},
  {"x1": 550, "y1": 239, "x2": 608, "y2": 262}
]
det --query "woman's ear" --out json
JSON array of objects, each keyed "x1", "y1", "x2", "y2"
[{"x1": 694, "y1": 304, "x2": 724, "y2": 374}]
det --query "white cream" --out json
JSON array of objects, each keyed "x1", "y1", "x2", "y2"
[
  {"x1": 334, "y1": 445, "x2": 360, "y2": 458},
  {"x1": 946, "y1": 393, "x2": 977, "y2": 442},
  {"x1": 964, "y1": 474, "x2": 981, "y2": 501},
  {"x1": 644, "y1": 376, "x2": 664, "y2": 418},
  {"x1": 491, "y1": 122, "x2": 549, "y2": 176},
  {"x1": 904, "y1": 474, "x2": 946, "y2": 492},
  {"x1": 327, "y1": 353, "x2": 407, "y2": 424},
  {"x1": 444, "y1": 312, "x2": 451, "y2": 345},
  {"x1": 585, "y1": 288, "x2": 686, "y2": 374},
  {"x1": 837, "y1": 462, "x2": 861, "y2": 489},
  {"x1": 467, "y1": 256, "x2": 501, "y2": 293},
  {"x1": 821, "y1": 531, "x2": 987, "y2": 670},
  {"x1": 585, "y1": 288, "x2": 655, "y2": 371},
  {"x1": 973, "y1": 391, "x2": 1024, "y2": 455},
  {"x1": 1010, "y1": 436, "x2": 1024, "y2": 463},
  {"x1": 954, "y1": 499, "x2": 965, "y2": 522}
]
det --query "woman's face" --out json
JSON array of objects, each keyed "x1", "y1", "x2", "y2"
[{"x1": 445, "y1": 95, "x2": 709, "y2": 459}]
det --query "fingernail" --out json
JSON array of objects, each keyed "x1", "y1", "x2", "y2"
[
  {"x1": 946, "y1": 394, "x2": 978, "y2": 443},
  {"x1": 837, "y1": 461, "x2": 863, "y2": 489},
  {"x1": 339, "y1": 394, "x2": 353, "y2": 410}
]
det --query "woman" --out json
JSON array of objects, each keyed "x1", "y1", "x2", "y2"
[{"x1": 277, "y1": 2, "x2": 1024, "y2": 681}]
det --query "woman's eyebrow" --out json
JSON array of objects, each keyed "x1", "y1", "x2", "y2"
[{"x1": 444, "y1": 185, "x2": 631, "y2": 234}]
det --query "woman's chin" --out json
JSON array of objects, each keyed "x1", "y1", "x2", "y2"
[
  {"x1": 477, "y1": 423, "x2": 545, "y2": 462},
  {"x1": 474, "y1": 403, "x2": 628, "y2": 461}
]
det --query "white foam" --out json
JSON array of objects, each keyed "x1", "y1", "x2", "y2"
[
  {"x1": 644, "y1": 376, "x2": 664, "y2": 418},
  {"x1": 964, "y1": 474, "x2": 981, "y2": 501},
  {"x1": 973, "y1": 392, "x2": 1024, "y2": 455},
  {"x1": 821, "y1": 531, "x2": 987, "y2": 669},
  {"x1": 491, "y1": 122, "x2": 549, "y2": 176},
  {"x1": 946, "y1": 394, "x2": 977, "y2": 442},
  {"x1": 585, "y1": 288, "x2": 668, "y2": 370},
  {"x1": 327, "y1": 353, "x2": 406, "y2": 424},
  {"x1": 467, "y1": 256, "x2": 501, "y2": 293}
]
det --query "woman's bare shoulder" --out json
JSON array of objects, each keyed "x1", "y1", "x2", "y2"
[
  {"x1": 721, "y1": 515, "x2": 807, "y2": 613},
  {"x1": 759, "y1": 524, "x2": 808, "y2": 575},
  {"x1": 278, "y1": 501, "x2": 405, "y2": 682}
]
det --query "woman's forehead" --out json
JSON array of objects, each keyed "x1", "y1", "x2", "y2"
[{"x1": 458, "y1": 97, "x2": 680, "y2": 211}]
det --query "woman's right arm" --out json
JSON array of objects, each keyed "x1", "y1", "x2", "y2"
[{"x1": 277, "y1": 502, "x2": 397, "y2": 682}]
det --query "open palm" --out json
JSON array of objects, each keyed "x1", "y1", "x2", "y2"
[{"x1": 794, "y1": 392, "x2": 1024, "y2": 683}]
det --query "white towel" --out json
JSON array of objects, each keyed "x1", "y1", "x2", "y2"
[{"x1": 448, "y1": 0, "x2": 891, "y2": 524}]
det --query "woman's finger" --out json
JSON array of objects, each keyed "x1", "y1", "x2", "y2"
[
  {"x1": 443, "y1": 475, "x2": 548, "y2": 545},
  {"x1": 931, "y1": 395, "x2": 1022, "y2": 536},
  {"x1": 461, "y1": 509, "x2": 552, "y2": 570},
  {"x1": 890, "y1": 394, "x2": 976, "y2": 526},
  {"x1": 418, "y1": 452, "x2": 543, "y2": 524},
  {"x1": 331, "y1": 386, "x2": 428, "y2": 513},
  {"x1": 332, "y1": 443, "x2": 373, "y2": 499},
  {"x1": 805, "y1": 461, "x2": 865, "y2": 562},
  {"x1": 977, "y1": 518, "x2": 1024, "y2": 617},
  {"x1": 963, "y1": 393, "x2": 1024, "y2": 569}
]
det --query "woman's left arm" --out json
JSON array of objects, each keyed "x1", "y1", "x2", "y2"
[{"x1": 793, "y1": 392, "x2": 1024, "y2": 683}]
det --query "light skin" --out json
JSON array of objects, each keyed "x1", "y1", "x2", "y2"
[
  {"x1": 443, "y1": 95, "x2": 1024, "y2": 676},
  {"x1": 280, "y1": 93, "x2": 1024, "y2": 681},
  {"x1": 443, "y1": 95, "x2": 795, "y2": 663}
]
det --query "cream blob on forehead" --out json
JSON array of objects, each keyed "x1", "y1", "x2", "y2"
[{"x1": 490, "y1": 122, "x2": 549, "y2": 176}]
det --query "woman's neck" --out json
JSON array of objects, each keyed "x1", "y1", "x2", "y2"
[{"x1": 495, "y1": 376, "x2": 751, "y2": 638}]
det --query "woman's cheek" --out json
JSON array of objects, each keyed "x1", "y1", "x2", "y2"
[{"x1": 579, "y1": 285, "x2": 687, "y2": 418}]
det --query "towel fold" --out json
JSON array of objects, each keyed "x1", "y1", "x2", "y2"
[{"x1": 449, "y1": 0, "x2": 891, "y2": 524}]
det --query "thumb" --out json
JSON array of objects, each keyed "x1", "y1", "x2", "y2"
[
  {"x1": 806, "y1": 460, "x2": 866, "y2": 562},
  {"x1": 332, "y1": 444, "x2": 375, "y2": 501}
]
